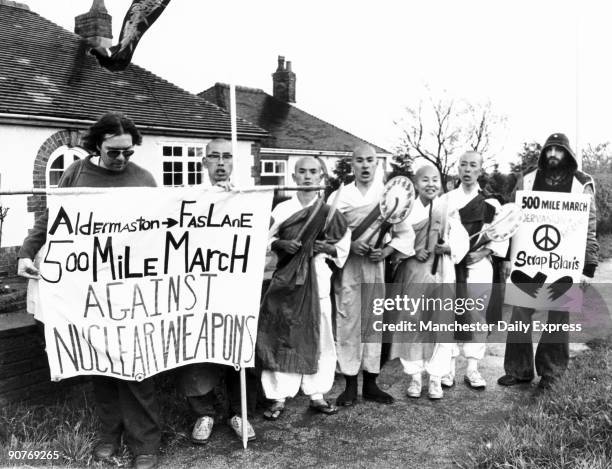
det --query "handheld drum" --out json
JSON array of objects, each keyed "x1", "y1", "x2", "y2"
[
  {"x1": 364, "y1": 176, "x2": 415, "y2": 248},
  {"x1": 470, "y1": 202, "x2": 524, "y2": 251}
]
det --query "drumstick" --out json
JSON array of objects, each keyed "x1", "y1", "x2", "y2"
[
  {"x1": 431, "y1": 198, "x2": 447, "y2": 275},
  {"x1": 323, "y1": 183, "x2": 344, "y2": 231},
  {"x1": 467, "y1": 206, "x2": 518, "y2": 241}
]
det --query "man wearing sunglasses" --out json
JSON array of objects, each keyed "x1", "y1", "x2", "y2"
[{"x1": 17, "y1": 112, "x2": 159, "y2": 469}]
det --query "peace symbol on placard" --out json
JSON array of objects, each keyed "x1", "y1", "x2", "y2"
[{"x1": 533, "y1": 224, "x2": 561, "y2": 252}]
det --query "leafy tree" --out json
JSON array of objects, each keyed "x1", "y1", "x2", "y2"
[
  {"x1": 326, "y1": 157, "x2": 354, "y2": 197},
  {"x1": 582, "y1": 143, "x2": 612, "y2": 235},
  {"x1": 388, "y1": 151, "x2": 413, "y2": 179},
  {"x1": 582, "y1": 142, "x2": 612, "y2": 173},
  {"x1": 510, "y1": 142, "x2": 541, "y2": 173}
]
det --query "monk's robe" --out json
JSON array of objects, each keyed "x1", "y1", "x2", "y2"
[
  {"x1": 257, "y1": 198, "x2": 348, "y2": 374},
  {"x1": 330, "y1": 181, "x2": 413, "y2": 376},
  {"x1": 389, "y1": 194, "x2": 468, "y2": 377},
  {"x1": 447, "y1": 185, "x2": 509, "y2": 351}
]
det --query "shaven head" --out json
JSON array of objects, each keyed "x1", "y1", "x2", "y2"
[
  {"x1": 204, "y1": 138, "x2": 233, "y2": 183},
  {"x1": 414, "y1": 165, "x2": 441, "y2": 202},
  {"x1": 351, "y1": 144, "x2": 378, "y2": 185},
  {"x1": 414, "y1": 164, "x2": 439, "y2": 180},
  {"x1": 293, "y1": 156, "x2": 324, "y2": 187},
  {"x1": 458, "y1": 150, "x2": 482, "y2": 189}
]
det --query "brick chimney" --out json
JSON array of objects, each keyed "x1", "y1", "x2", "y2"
[
  {"x1": 272, "y1": 55, "x2": 296, "y2": 103},
  {"x1": 0, "y1": 0, "x2": 30, "y2": 10},
  {"x1": 74, "y1": 0, "x2": 112, "y2": 49}
]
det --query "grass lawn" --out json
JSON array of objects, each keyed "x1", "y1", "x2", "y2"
[{"x1": 464, "y1": 336, "x2": 612, "y2": 468}]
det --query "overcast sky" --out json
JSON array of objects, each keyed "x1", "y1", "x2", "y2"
[{"x1": 23, "y1": 0, "x2": 612, "y2": 167}]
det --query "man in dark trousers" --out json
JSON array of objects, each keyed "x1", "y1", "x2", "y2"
[
  {"x1": 498, "y1": 133, "x2": 598, "y2": 389},
  {"x1": 17, "y1": 112, "x2": 160, "y2": 469}
]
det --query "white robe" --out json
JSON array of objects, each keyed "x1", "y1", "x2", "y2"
[
  {"x1": 329, "y1": 181, "x2": 413, "y2": 375},
  {"x1": 390, "y1": 195, "x2": 469, "y2": 376}
]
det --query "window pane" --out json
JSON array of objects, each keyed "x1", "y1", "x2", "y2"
[
  {"x1": 196, "y1": 173, "x2": 202, "y2": 184},
  {"x1": 163, "y1": 161, "x2": 172, "y2": 171},
  {"x1": 188, "y1": 147, "x2": 195, "y2": 157},
  {"x1": 174, "y1": 173, "x2": 183, "y2": 185},
  {"x1": 187, "y1": 162, "x2": 196, "y2": 171},
  {"x1": 49, "y1": 170, "x2": 61, "y2": 187},
  {"x1": 163, "y1": 173, "x2": 173, "y2": 186},
  {"x1": 163, "y1": 146, "x2": 172, "y2": 156},
  {"x1": 264, "y1": 162, "x2": 273, "y2": 173},
  {"x1": 173, "y1": 162, "x2": 183, "y2": 171},
  {"x1": 173, "y1": 146, "x2": 182, "y2": 156},
  {"x1": 275, "y1": 162, "x2": 285, "y2": 173},
  {"x1": 196, "y1": 148, "x2": 204, "y2": 157},
  {"x1": 188, "y1": 173, "x2": 195, "y2": 185},
  {"x1": 50, "y1": 155, "x2": 64, "y2": 170}
]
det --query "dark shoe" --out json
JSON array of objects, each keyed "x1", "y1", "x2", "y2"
[
  {"x1": 362, "y1": 371, "x2": 394, "y2": 404},
  {"x1": 134, "y1": 454, "x2": 158, "y2": 469},
  {"x1": 309, "y1": 399, "x2": 338, "y2": 415},
  {"x1": 497, "y1": 374, "x2": 533, "y2": 387},
  {"x1": 336, "y1": 374, "x2": 358, "y2": 406},
  {"x1": 538, "y1": 376, "x2": 556, "y2": 390},
  {"x1": 93, "y1": 442, "x2": 116, "y2": 460}
]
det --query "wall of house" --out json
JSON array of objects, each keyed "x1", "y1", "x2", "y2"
[{"x1": 0, "y1": 124, "x2": 56, "y2": 248}]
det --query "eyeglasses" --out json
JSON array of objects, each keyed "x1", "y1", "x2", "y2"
[
  {"x1": 105, "y1": 149, "x2": 135, "y2": 159},
  {"x1": 206, "y1": 153, "x2": 232, "y2": 161}
]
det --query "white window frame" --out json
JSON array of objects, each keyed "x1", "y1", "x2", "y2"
[
  {"x1": 260, "y1": 159, "x2": 286, "y2": 176},
  {"x1": 161, "y1": 143, "x2": 205, "y2": 187},
  {"x1": 46, "y1": 146, "x2": 88, "y2": 188}
]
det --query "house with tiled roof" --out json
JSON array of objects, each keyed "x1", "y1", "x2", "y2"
[
  {"x1": 0, "y1": 0, "x2": 267, "y2": 254},
  {"x1": 199, "y1": 56, "x2": 391, "y2": 187}
]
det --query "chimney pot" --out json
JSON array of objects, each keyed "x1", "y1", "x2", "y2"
[{"x1": 272, "y1": 55, "x2": 296, "y2": 103}]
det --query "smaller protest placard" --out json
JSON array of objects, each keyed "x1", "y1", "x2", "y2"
[{"x1": 505, "y1": 190, "x2": 590, "y2": 311}]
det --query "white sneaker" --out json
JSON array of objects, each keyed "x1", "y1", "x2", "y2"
[
  {"x1": 441, "y1": 373, "x2": 455, "y2": 388},
  {"x1": 428, "y1": 378, "x2": 443, "y2": 399},
  {"x1": 406, "y1": 376, "x2": 422, "y2": 398},
  {"x1": 191, "y1": 416, "x2": 214, "y2": 444},
  {"x1": 228, "y1": 415, "x2": 256, "y2": 442},
  {"x1": 464, "y1": 370, "x2": 486, "y2": 389}
]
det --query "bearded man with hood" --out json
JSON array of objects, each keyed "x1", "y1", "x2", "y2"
[{"x1": 498, "y1": 133, "x2": 598, "y2": 390}]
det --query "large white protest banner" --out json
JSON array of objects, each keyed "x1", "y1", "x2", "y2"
[
  {"x1": 505, "y1": 190, "x2": 590, "y2": 311},
  {"x1": 38, "y1": 186, "x2": 273, "y2": 381}
]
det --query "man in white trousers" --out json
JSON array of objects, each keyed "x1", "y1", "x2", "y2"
[
  {"x1": 257, "y1": 156, "x2": 350, "y2": 419},
  {"x1": 446, "y1": 151, "x2": 508, "y2": 389}
]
